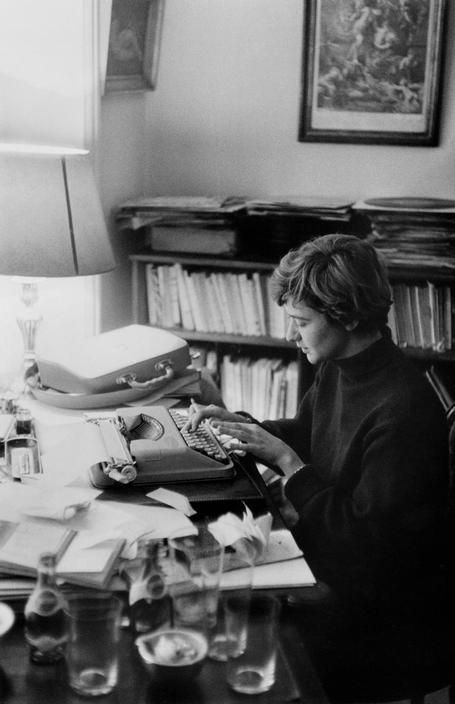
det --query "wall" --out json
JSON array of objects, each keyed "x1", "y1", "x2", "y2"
[
  {"x1": 98, "y1": 93, "x2": 147, "y2": 331},
  {"x1": 98, "y1": 0, "x2": 455, "y2": 330},
  {"x1": 0, "y1": 0, "x2": 99, "y2": 388},
  {"x1": 146, "y1": 0, "x2": 455, "y2": 199}
]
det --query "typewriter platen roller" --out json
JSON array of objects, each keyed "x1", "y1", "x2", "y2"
[{"x1": 87, "y1": 405, "x2": 235, "y2": 489}]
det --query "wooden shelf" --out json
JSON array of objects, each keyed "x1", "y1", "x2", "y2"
[
  {"x1": 130, "y1": 251, "x2": 276, "y2": 271},
  {"x1": 150, "y1": 327, "x2": 295, "y2": 350},
  {"x1": 401, "y1": 346, "x2": 455, "y2": 363},
  {"x1": 387, "y1": 264, "x2": 455, "y2": 283}
]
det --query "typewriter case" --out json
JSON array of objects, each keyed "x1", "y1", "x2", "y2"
[{"x1": 36, "y1": 325, "x2": 192, "y2": 395}]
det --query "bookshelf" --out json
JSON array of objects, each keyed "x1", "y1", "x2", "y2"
[
  {"x1": 129, "y1": 252, "x2": 307, "y2": 420},
  {"x1": 126, "y1": 194, "x2": 455, "y2": 417}
]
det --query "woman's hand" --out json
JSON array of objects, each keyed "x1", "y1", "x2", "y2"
[
  {"x1": 266, "y1": 475, "x2": 300, "y2": 528},
  {"x1": 184, "y1": 403, "x2": 245, "y2": 431},
  {"x1": 208, "y1": 419, "x2": 302, "y2": 474}
]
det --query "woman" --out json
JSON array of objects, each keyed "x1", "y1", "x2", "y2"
[{"x1": 188, "y1": 234, "x2": 451, "y2": 697}]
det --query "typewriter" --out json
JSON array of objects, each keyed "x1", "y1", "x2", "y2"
[{"x1": 86, "y1": 405, "x2": 235, "y2": 489}]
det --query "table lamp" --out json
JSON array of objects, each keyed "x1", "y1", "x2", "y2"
[{"x1": 0, "y1": 145, "x2": 116, "y2": 394}]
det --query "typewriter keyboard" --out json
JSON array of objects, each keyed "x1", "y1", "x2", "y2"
[{"x1": 169, "y1": 408, "x2": 230, "y2": 464}]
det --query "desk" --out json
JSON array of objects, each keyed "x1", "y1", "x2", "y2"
[
  {"x1": 0, "y1": 399, "x2": 328, "y2": 703},
  {"x1": 0, "y1": 603, "x2": 329, "y2": 704}
]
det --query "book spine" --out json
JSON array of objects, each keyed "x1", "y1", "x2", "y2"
[
  {"x1": 392, "y1": 284, "x2": 408, "y2": 347},
  {"x1": 157, "y1": 265, "x2": 173, "y2": 328},
  {"x1": 203, "y1": 273, "x2": 224, "y2": 333},
  {"x1": 208, "y1": 273, "x2": 226, "y2": 333},
  {"x1": 266, "y1": 278, "x2": 282, "y2": 338},
  {"x1": 444, "y1": 286, "x2": 453, "y2": 351},
  {"x1": 237, "y1": 273, "x2": 260, "y2": 336},
  {"x1": 175, "y1": 263, "x2": 195, "y2": 331},
  {"x1": 428, "y1": 282, "x2": 443, "y2": 351},
  {"x1": 226, "y1": 273, "x2": 245, "y2": 334},
  {"x1": 215, "y1": 273, "x2": 235, "y2": 334},
  {"x1": 168, "y1": 265, "x2": 182, "y2": 328},
  {"x1": 252, "y1": 272, "x2": 267, "y2": 336},
  {"x1": 145, "y1": 264, "x2": 161, "y2": 326},
  {"x1": 191, "y1": 272, "x2": 210, "y2": 332},
  {"x1": 185, "y1": 270, "x2": 206, "y2": 332},
  {"x1": 245, "y1": 275, "x2": 262, "y2": 336}
]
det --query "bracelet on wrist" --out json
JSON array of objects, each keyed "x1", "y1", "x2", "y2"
[{"x1": 282, "y1": 464, "x2": 307, "y2": 488}]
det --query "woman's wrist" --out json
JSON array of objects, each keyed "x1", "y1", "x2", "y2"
[
  {"x1": 279, "y1": 449, "x2": 307, "y2": 479},
  {"x1": 282, "y1": 464, "x2": 308, "y2": 488}
]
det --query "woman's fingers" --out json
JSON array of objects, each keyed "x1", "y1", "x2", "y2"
[
  {"x1": 184, "y1": 403, "x2": 224, "y2": 431},
  {"x1": 212, "y1": 421, "x2": 255, "y2": 438}
]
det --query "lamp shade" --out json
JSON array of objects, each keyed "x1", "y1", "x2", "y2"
[{"x1": 0, "y1": 151, "x2": 116, "y2": 277}]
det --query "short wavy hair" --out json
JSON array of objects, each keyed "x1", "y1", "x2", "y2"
[{"x1": 270, "y1": 234, "x2": 392, "y2": 332}]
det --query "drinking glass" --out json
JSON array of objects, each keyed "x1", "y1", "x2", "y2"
[
  {"x1": 225, "y1": 593, "x2": 281, "y2": 695},
  {"x1": 65, "y1": 592, "x2": 122, "y2": 697},
  {"x1": 168, "y1": 530, "x2": 224, "y2": 636}
]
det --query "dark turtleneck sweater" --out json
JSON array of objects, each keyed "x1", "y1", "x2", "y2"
[{"x1": 262, "y1": 333, "x2": 449, "y2": 618}]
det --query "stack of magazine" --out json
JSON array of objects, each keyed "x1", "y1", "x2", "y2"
[
  {"x1": 353, "y1": 197, "x2": 455, "y2": 270},
  {"x1": 245, "y1": 195, "x2": 353, "y2": 221}
]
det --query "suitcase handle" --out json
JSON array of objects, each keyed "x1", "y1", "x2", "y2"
[{"x1": 116, "y1": 360, "x2": 175, "y2": 389}]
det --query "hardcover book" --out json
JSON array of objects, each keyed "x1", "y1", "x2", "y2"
[{"x1": 0, "y1": 520, "x2": 125, "y2": 590}]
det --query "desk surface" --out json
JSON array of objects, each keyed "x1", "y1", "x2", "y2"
[
  {"x1": 0, "y1": 399, "x2": 328, "y2": 703},
  {"x1": 0, "y1": 606, "x2": 329, "y2": 704}
]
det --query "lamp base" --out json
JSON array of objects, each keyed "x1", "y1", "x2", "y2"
[{"x1": 15, "y1": 280, "x2": 42, "y2": 397}]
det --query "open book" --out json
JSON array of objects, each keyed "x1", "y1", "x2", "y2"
[
  {"x1": 220, "y1": 555, "x2": 316, "y2": 590},
  {"x1": 222, "y1": 527, "x2": 303, "y2": 572},
  {"x1": 220, "y1": 527, "x2": 316, "y2": 589},
  {"x1": 0, "y1": 520, "x2": 125, "y2": 590}
]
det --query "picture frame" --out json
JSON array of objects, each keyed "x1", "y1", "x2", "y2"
[
  {"x1": 298, "y1": 0, "x2": 447, "y2": 146},
  {"x1": 105, "y1": 0, "x2": 165, "y2": 93}
]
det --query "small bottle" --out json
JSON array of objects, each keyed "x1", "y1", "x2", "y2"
[
  {"x1": 24, "y1": 552, "x2": 68, "y2": 664},
  {"x1": 125, "y1": 538, "x2": 172, "y2": 634},
  {"x1": 15, "y1": 408, "x2": 33, "y2": 436},
  {"x1": 5, "y1": 434, "x2": 41, "y2": 481}
]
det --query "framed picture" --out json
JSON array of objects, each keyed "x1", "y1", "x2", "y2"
[
  {"x1": 299, "y1": 0, "x2": 447, "y2": 145},
  {"x1": 105, "y1": 0, "x2": 165, "y2": 93}
]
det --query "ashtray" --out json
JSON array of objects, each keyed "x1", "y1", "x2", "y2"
[{"x1": 135, "y1": 628, "x2": 208, "y2": 683}]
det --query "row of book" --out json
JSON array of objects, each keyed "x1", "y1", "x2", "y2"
[
  {"x1": 219, "y1": 355, "x2": 299, "y2": 421},
  {"x1": 146, "y1": 265, "x2": 454, "y2": 352},
  {"x1": 145, "y1": 263, "x2": 288, "y2": 339},
  {"x1": 388, "y1": 282, "x2": 453, "y2": 351}
]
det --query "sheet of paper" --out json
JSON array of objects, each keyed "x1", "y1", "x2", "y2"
[
  {"x1": 0, "y1": 484, "x2": 197, "y2": 561},
  {"x1": 146, "y1": 488, "x2": 196, "y2": 516},
  {"x1": 0, "y1": 483, "x2": 100, "y2": 523},
  {"x1": 40, "y1": 422, "x2": 113, "y2": 486},
  {"x1": 208, "y1": 508, "x2": 271, "y2": 547}
]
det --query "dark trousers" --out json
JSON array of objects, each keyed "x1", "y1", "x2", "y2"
[{"x1": 285, "y1": 578, "x2": 453, "y2": 703}]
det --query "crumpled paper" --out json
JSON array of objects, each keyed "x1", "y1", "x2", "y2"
[
  {"x1": 207, "y1": 505, "x2": 273, "y2": 567},
  {"x1": 14, "y1": 484, "x2": 98, "y2": 522}
]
